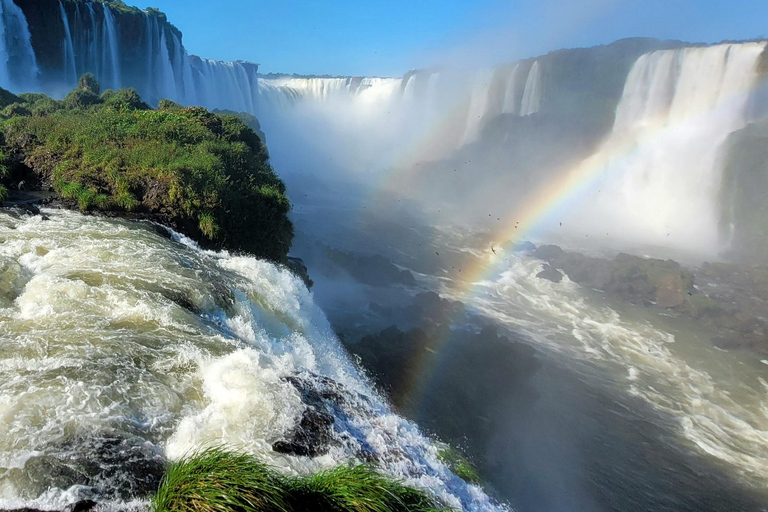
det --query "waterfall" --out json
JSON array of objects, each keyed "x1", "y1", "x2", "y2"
[
  {"x1": 570, "y1": 43, "x2": 767, "y2": 254},
  {"x1": 190, "y1": 58, "x2": 259, "y2": 113},
  {"x1": 519, "y1": 60, "x2": 542, "y2": 116},
  {"x1": 501, "y1": 64, "x2": 521, "y2": 114},
  {"x1": 101, "y1": 5, "x2": 121, "y2": 90},
  {"x1": 461, "y1": 69, "x2": 495, "y2": 145},
  {"x1": 0, "y1": 0, "x2": 38, "y2": 92},
  {"x1": 58, "y1": 1, "x2": 77, "y2": 87}
]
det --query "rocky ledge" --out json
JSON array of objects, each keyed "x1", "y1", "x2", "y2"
[{"x1": 528, "y1": 243, "x2": 768, "y2": 353}]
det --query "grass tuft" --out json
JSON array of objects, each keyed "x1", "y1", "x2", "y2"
[
  {"x1": 152, "y1": 448, "x2": 447, "y2": 512},
  {"x1": 437, "y1": 446, "x2": 482, "y2": 486},
  {"x1": 153, "y1": 448, "x2": 290, "y2": 512}
]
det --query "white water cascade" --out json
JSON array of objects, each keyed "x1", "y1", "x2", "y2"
[
  {"x1": 567, "y1": 42, "x2": 767, "y2": 255},
  {"x1": 0, "y1": 1, "x2": 261, "y2": 113},
  {"x1": 58, "y1": 1, "x2": 77, "y2": 88},
  {"x1": 519, "y1": 60, "x2": 542, "y2": 116},
  {"x1": 0, "y1": 210, "x2": 504, "y2": 512},
  {"x1": 0, "y1": 0, "x2": 38, "y2": 92},
  {"x1": 101, "y1": 5, "x2": 121, "y2": 90}
]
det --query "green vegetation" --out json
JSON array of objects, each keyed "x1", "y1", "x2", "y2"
[
  {"x1": 152, "y1": 448, "x2": 445, "y2": 512},
  {"x1": 59, "y1": 0, "x2": 159, "y2": 17},
  {"x1": 0, "y1": 76, "x2": 293, "y2": 262},
  {"x1": 436, "y1": 446, "x2": 482, "y2": 486}
]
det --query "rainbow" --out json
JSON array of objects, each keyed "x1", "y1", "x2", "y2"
[{"x1": 384, "y1": 55, "x2": 768, "y2": 411}]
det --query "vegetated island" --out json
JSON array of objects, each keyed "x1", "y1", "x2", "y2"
[{"x1": 0, "y1": 73, "x2": 292, "y2": 263}]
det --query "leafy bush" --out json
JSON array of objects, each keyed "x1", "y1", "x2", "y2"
[
  {"x1": 0, "y1": 76, "x2": 293, "y2": 261},
  {"x1": 78, "y1": 72, "x2": 101, "y2": 95},
  {"x1": 152, "y1": 448, "x2": 445, "y2": 512}
]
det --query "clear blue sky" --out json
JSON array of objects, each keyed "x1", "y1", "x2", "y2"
[{"x1": 145, "y1": 0, "x2": 768, "y2": 77}]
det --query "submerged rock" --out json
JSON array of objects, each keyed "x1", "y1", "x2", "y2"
[
  {"x1": 5, "y1": 500, "x2": 97, "y2": 512},
  {"x1": 536, "y1": 263, "x2": 563, "y2": 283},
  {"x1": 19, "y1": 435, "x2": 166, "y2": 501},
  {"x1": 272, "y1": 373, "x2": 377, "y2": 461},
  {"x1": 534, "y1": 245, "x2": 694, "y2": 306}
]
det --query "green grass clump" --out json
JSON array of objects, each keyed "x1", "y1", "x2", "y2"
[
  {"x1": 0, "y1": 76, "x2": 293, "y2": 261},
  {"x1": 153, "y1": 449, "x2": 290, "y2": 512},
  {"x1": 436, "y1": 446, "x2": 482, "y2": 486},
  {"x1": 152, "y1": 448, "x2": 446, "y2": 512}
]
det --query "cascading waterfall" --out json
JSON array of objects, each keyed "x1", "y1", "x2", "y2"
[
  {"x1": 461, "y1": 69, "x2": 496, "y2": 145},
  {"x1": 0, "y1": 210, "x2": 504, "y2": 512},
  {"x1": 101, "y1": 5, "x2": 121, "y2": 90},
  {"x1": 568, "y1": 42, "x2": 767, "y2": 254},
  {"x1": 0, "y1": 0, "x2": 38, "y2": 92},
  {"x1": 0, "y1": 1, "x2": 259, "y2": 113},
  {"x1": 501, "y1": 64, "x2": 521, "y2": 114},
  {"x1": 191, "y1": 58, "x2": 259, "y2": 114},
  {"x1": 58, "y1": 1, "x2": 77, "y2": 88},
  {"x1": 519, "y1": 60, "x2": 542, "y2": 116}
]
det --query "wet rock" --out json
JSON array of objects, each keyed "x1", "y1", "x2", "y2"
[
  {"x1": 272, "y1": 407, "x2": 335, "y2": 457},
  {"x1": 285, "y1": 256, "x2": 314, "y2": 289},
  {"x1": 64, "y1": 500, "x2": 98, "y2": 512},
  {"x1": 654, "y1": 272, "x2": 688, "y2": 307},
  {"x1": 536, "y1": 263, "x2": 563, "y2": 283},
  {"x1": 534, "y1": 245, "x2": 694, "y2": 306},
  {"x1": 16, "y1": 202, "x2": 40, "y2": 215},
  {"x1": 274, "y1": 373, "x2": 380, "y2": 462},
  {"x1": 3, "y1": 502, "x2": 96, "y2": 512},
  {"x1": 22, "y1": 435, "x2": 166, "y2": 501}
]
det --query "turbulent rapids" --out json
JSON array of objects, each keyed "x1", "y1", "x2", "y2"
[{"x1": 0, "y1": 210, "x2": 500, "y2": 512}]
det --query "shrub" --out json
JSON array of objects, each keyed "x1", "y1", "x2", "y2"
[
  {"x1": 78, "y1": 72, "x2": 101, "y2": 95},
  {"x1": 152, "y1": 448, "x2": 445, "y2": 512},
  {"x1": 288, "y1": 464, "x2": 443, "y2": 512},
  {"x1": 101, "y1": 87, "x2": 150, "y2": 111},
  {"x1": 158, "y1": 99, "x2": 183, "y2": 111}
]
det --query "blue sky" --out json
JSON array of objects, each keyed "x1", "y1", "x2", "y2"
[{"x1": 146, "y1": 0, "x2": 768, "y2": 77}]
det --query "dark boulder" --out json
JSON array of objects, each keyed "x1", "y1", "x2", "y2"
[
  {"x1": 4, "y1": 501, "x2": 96, "y2": 512},
  {"x1": 272, "y1": 407, "x2": 335, "y2": 457},
  {"x1": 272, "y1": 373, "x2": 377, "y2": 461},
  {"x1": 536, "y1": 263, "x2": 563, "y2": 283}
]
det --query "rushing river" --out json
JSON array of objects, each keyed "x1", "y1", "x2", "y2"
[{"x1": 0, "y1": 209, "x2": 502, "y2": 512}]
